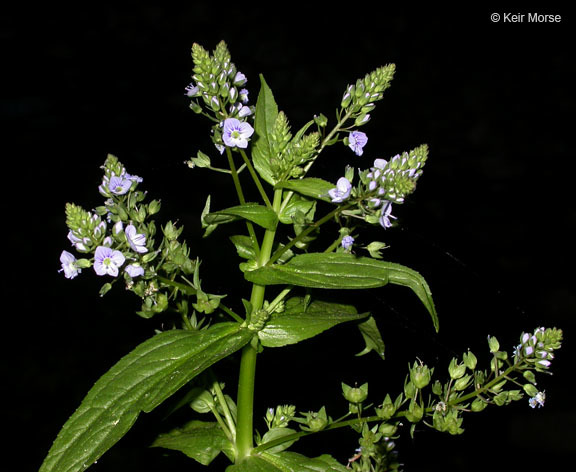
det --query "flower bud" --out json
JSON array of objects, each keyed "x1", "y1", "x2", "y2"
[
  {"x1": 487, "y1": 335, "x2": 500, "y2": 353},
  {"x1": 453, "y1": 374, "x2": 472, "y2": 391},
  {"x1": 463, "y1": 350, "x2": 477, "y2": 370},
  {"x1": 448, "y1": 358, "x2": 466, "y2": 380},
  {"x1": 523, "y1": 383, "x2": 539, "y2": 397},
  {"x1": 378, "y1": 422, "x2": 397, "y2": 437},
  {"x1": 342, "y1": 382, "x2": 368, "y2": 404},
  {"x1": 410, "y1": 361, "x2": 432, "y2": 389},
  {"x1": 405, "y1": 399, "x2": 423, "y2": 423},
  {"x1": 471, "y1": 397, "x2": 487, "y2": 412},
  {"x1": 375, "y1": 394, "x2": 397, "y2": 420}
]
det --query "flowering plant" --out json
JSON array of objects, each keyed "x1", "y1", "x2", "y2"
[{"x1": 42, "y1": 41, "x2": 562, "y2": 472}]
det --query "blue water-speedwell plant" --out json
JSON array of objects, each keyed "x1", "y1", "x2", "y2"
[{"x1": 43, "y1": 41, "x2": 562, "y2": 471}]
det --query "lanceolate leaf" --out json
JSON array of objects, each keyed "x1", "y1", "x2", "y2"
[
  {"x1": 252, "y1": 75, "x2": 279, "y2": 185},
  {"x1": 204, "y1": 203, "x2": 278, "y2": 230},
  {"x1": 40, "y1": 323, "x2": 252, "y2": 472},
  {"x1": 259, "y1": 297, "x2": 369, "y2": 348},
  {"x1": 276, "y1": 177, "x2": 334, "y2": 202},
  {"x1": 245, "y1": 253, "x2": 438, "y2": 331},
  {"x1": 356, "y1": 315, "x2": 386, "y2": 359},
  {"x1": 151, "y1": 420, "x2": 235, "y2": 466}
]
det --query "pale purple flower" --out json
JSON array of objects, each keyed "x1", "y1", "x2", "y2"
[
  {"x1": 348, "y1": 131, "x2": 368, "y2": 156},
  {"x1": 108, "y1": 175, "x2": 133, "y2": 195},
  {"x1": 328, "y1": 177, "x2": 352, "y2": 203},
  {"x1": 125, "y1": 264, "x2": 145, "y2": 278},
  {"x1": 94, "y1": 246, "x2": 125, "y2": 276},
  {"x1": 529, "y1": 391, "x2": 546, "y2": 408},
  {"x1": 113, "y1": 221, "x2": 124, "y2": 235},
  {"x1": 222, "y1": 118, "x2": 254, "y2": 149},
  {"x1": 239, "y1": 88, "x2": 249, "y2": 104},
  {"x1": 125, "y1": 224, "x2": 148, "y2": 254},
  {"x1": 59, "y1": 250, "x2": 81, "y2": 279},
  {"x1": 185, "y1": 82, "x2": 199, "y2": 97},
  {"x1": 67, "y1": 231, "x2": 87, "y2": 252},
  {"x1": 342, "y1": 235, "x2": 355, "y2": 250},
  {"x1": 379, "y1": 201, "x2": 396, "y2": 229},
  {"x1": 233, "y1": 71, "x2": 247, "y2": 86}
]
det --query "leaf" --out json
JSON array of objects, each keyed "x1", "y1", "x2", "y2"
[
  {"x1": 245, "y1": 253, "x2": 438, "y2": 331},
  {"x1": 259, "y1": 427, "x2": 299, "y2": 454},
  {"x1": 151, "y1": 420, "x2": 235, "y2": 466},
  {"x1": 226, "y1": 451, "x2": 348, "y2": 472},
  {"x1": 204, "y1": 203, "x2": 278, "y2": 230},
  {"x1": 252, "y1": 75, "x2": 279, "y2": 185},
  {"x1": 259, "y1": 297, "x2": 369, "y2": 348},
  {"x1": 276, "y1": 178, "x2": 334, "y2": 202},
  {"x1": 230, "y1": 235, "x2": 256, "y2": 260},
  {"x1": 40, "y1": 323, "x2": 252, "y2": 472},
  {"x1": 356, "y1": 315, "x2": 386, "y2": 360}
]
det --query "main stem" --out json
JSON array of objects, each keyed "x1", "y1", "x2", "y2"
[{"x1": 235, "y1": 189, "x2": 283, "y2": 462}]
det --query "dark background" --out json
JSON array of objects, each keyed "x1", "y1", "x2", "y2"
[{"x1": 3, "y1": 4, "x2": 574, "y2": 471}]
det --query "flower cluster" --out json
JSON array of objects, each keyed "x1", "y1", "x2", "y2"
[
  {"x1": 341, "y1": 64, "x2": 396, "y2": 127},
  {"x1": 513, "y1": 327, "x2": 562, "y2": 371},
  {"x1": 59, "y1": 154, "x2": 197, "y2": 318}
]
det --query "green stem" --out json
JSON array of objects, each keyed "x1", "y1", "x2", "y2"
[
  {"x1": 235, "y1": 189, "x2": 283, "y2": 462},
  {"x1": 239, "y1": 149, "x2": 273, "y2": 209},
  {"x1": 226, "y1": 147, "x2": 261, "y2": 258},
  {"x1": 212, "y1": 378, "x2": 237, "y2": 441}
]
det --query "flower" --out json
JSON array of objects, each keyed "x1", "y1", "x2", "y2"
[
  {"x1": 379, "y1": 201, "x2": 396, "y2": 229},
  {"x1": 108, "y1": 175, "x2": 133, "y2": 195},
  {"x1": 184, "y1": 82, "x2": 199, "y2": 97},
  {"x1": 239, "y1": 88, "x2": 249, "y2": 104},
  {"x1": 94, "y1": 246, "x2": 125, "y2": 276},
  {"x1": 59, "y1": 250, "x2": 81, "y2": 279},
  {"x1": 341, "y1": 235, "x2": 354, "y2": 250},
  {"x1": 348, "y1": 131, "x2": 368, "y2": 156},
  {"x1": 328, "y1": 177, "x2": 352, "y2": 203},
  {"x1": 222, "y1": 118, "x2": 254, "y2": 149},
  {"x1": 529, "y1": 391, "x2": 546, "y2": 408},
  {"x1": 125, "y1": 224, "x2": 148, "y2": 254},
  {"x1": 125, "y1": 264, "x2": 145, "y2": 278}
]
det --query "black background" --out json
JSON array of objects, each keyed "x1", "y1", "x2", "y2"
[{"x1": 4, "y1": 4, "x2": 574, "y2": 471}]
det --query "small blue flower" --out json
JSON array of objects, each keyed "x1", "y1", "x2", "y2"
[
  {"x1": 222, "y1": 118, "x2": 254, "y2": 149},
  {"x1": 185, "y1": 82, "x2": 199, "y2": 97},
  {"x1": 529, "y1": 391, "x2": 546, "y2": 408},
  {"x1": 348, "y1": 131, "x2": 368, "y2": 156},
  {"x1": 94, "y1": 246, "x2": 125, "y2": 277},
  {"x1": 125, "y1": 224, "x2": 148, "y2": 254},
  {"x1": 379, "y1": 201, "x2": 396, "y2": 229},
  {"x1": 108, "y1": 175, "x2": 133, "y2": 195},
  {"x1": 328, "y1": 177, "x2": 352, "y2": 203},
  {"x1": 59, "y1": 250, "x2": 81, "y2": 279},
  {"x1": 341, "y1": 235, "x2": 355, "y2": 250},
  {"x1": 125, "y1": 264, "x2": 145, "y2": 278},
  {"x1": 239, "y1": 88, "x2": 249, "y2": 104}
]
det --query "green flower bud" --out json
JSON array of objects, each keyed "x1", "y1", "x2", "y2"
[
  {"x1": 453, "y1": 374, "x2": 472, "y2": 391},
  {"x1": 378, "y1": 422, "x2": 398, "y2": 437},
  {"x1": 375, "y1": 394, "x2": 397, "y2": 420},
  {"x1": 523, "y1": 383, "x2": 539, "y2": 397},
  {"x1": 342, "y1": 382, "x2": 368, "y2": 403},
  {"x1": 189, "y1": 100, "x2": 203, "y2": 114},
  {"x1": 448, "y1": 358, "x2": 466, "y2": 380},
  {"x1": 471, "y1": 397, "x2": 487, "y2": 412},
  {"x1": 314, "y1": 113, "x2": 328, "y2": 127},
  {"x1": 410, "y1": 360, "x2": 432, "y2": 389},
  {"x1": 487, "y1": 335, "x2": 500, "y2": 353},
  {"x1": 405, "y1": 399, "x2": 424, "y2": 423},
  {"x1": 523, "y1": 370, "x2": 537, "y2": 385},
  {"x1": 463, "y1": 350, "x2": 478, "y2": 370},
  {"x1": 189, "y1": 388, "x2": 215, "y2": 413}
]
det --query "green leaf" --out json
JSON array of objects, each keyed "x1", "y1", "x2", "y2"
[
  {"x1": 230, "y1": 235, "x2": 256, "y2": 260},
  {"x1": 276, "y1": 178, "x2": 334, "y2": 202},
  {"x1": 40, "y1": 323, "x2": 252, "y2": 472},
  {"x1": 252, "y1": 75, "x2": 279, "y2": 185},
  {"x1": 245, "y1": 253, "x2": 438, "y2": 331},
  {"x1": 259, "y1": 297, "x2": 369, "y2": 348},
  {"x1": 260, "y1": 427, "x2": 299, "y2": 454},
  {"x1": 151, "y1": 420, "x2": 235, "y2": 466},
  {"x1": 227, "y1": 452, "x2": 348, "y2": 472},
  {"x1": 204, "y1": 203, "x2": 278, "y2": 230},
  {"x1": 356, "y1": 315, "x2": 386, "y2": 359}
]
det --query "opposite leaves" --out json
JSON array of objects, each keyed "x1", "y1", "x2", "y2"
[{"x1": 245, "y1": 253, "x2": 438, "y2": 331}]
